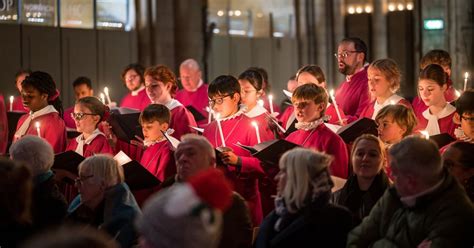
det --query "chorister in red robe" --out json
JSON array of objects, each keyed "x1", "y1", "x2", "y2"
[
  {"x1": 0, "y1": 95, "x2": 7, "y2": 155},
  {"x1": 66, "y1": 130, "x2": 113, "y2": 157},
  {"x1": 120, "y1": 86, "x2": 151, "y2": 111},
  {"x1": 360, "y1": 95, "x2": 412, "y2": 120},
  {"x1": 285, "y1": 122, "x2": 349, "y2": 179},
  {"x1": 335, "y1": 66, "x2": 371, "y2": 123},
  {"x1": 14, "y1": 106, "x2": 67, "y2": 153},
  {"x1": 415, "y1": 103, "x2": 458, "y2": 138},
  {"x1": 412, "y1": 79, "x2": 458, "y2": 116},
  {"x1": 63, "y1": 106, "x2": 76, "y2": 129},
  {"x1": 11, "y1": 95, "x2": 28, "y2": 112},
  {"x1": 203, "y1": 112, "x2": 264, "y2": 226},
  {"x1": 166, "y1": 99, "x2": 198, "y2": 139},
  {"x1": 175, "y1": 83, "x2": 209, "y2": 127},
  {"x1": 279, "y1": 104, "x2": 346, "y2": 130},
  {"x1": 139, "y1": 140, "x2": 176, "y2": 182}
]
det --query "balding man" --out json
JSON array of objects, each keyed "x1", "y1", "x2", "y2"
[
  {"x1": 161, "y1": 134, "x2": 253, "y2": 248},
  {"x1": 175, "y1": 59, "x2": 209, "y2": 127},
  {"x1": 348, "y1": 136, "x2": 474, "y2": 247}
]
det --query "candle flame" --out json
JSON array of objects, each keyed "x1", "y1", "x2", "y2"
[
  {"x1": 268, "y1": 94, "x2": 273, "y2": 100},
  {"x1": 215, "y1": 113, "x2": 221, "y2": 120},
  {"x1": 104, "y1": 87, "x2": 109, "y2": 95},
  {"x1": 464, "y1": 72, "x2": 469, "y2": 79},
  {"x1": 329, "y1": 89, "x2": 335, "y2": 97},
  {"x1": 420, "y1": 130, "x2": 429, "y2": 140},
  {"x1": 389, "y1": 100, "x2": 396, "y2": 105},
  {"x1": 455, "y1": 89, "x2": 461, "y2": 98},
  {"x1": 9, "y1": 95, "x2": 14, "y2": 102},
  {"x1": 257, "y1": 100, "x2": 264, "y2": 107},
  {"x1": 251, "y1": 121, "x2": 258, "y2": 127},
  {"x1": 35, "y1": 121, "x2": 40, "y2": 128}
]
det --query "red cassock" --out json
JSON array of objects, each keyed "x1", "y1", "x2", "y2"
[
  {"x1": 360, "y1": 97, "x2": 412, "y2": 120},
  {"x1": 261, "y1": 97, "x2": 281, "y2": 116},
  {"x1": 412, "y1": 79, "x2": 457, "y2": 116},
  {"x1": 415, "y1": 111, "x2": 458, "y2": 138},
  {"x1": 335, "y1": 67, "x2": 371, "y2": 123},
  {"x1": 120, "y1": 87, "x2": 151, "y2": 111},
  {"x1": 139, "y1": 140, "x2": 176, "y2": 182},
  {"x1": 0, "y1": 95, "x2": 7, "y2": 155},
  {"x1": 285, "y1": 124, "x2": 349, "y2": 179},
  {"x1": 203, "y1": 113, "x2": 264, "y2": 226},
  {"x1": 66, "y1": 135, "x2": 114, "y2": 157},
  {"x1": 12, "y1": 95, "x2": 28, "y2": 112},
  {"x1": 175, "y1": 84, "x2": 209, "y2": 127},
  {"x1": 279, "y1": 105, "x2": 294, "y2": 130},
  {"x1": 169, "y1": 105, "x2": 198, "y2": 139},
  {"x1": 63, "y1": 106, "x2": 76, "y2": 129},
  {"x1": 15, "y1": 112, "x2": 67, "y2": 153},
  {"x1": 244, "y1": 106, "x2": 276, "y2": 142}
]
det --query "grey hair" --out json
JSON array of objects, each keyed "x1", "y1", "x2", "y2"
[
  {"x1": 179, "y1": 58, "x2": 201, "y2": 72},
  {"x1": 78, "y1": 155, "x2": 124, "y2": 188},
  {"x1": 180, "y1": 134, "x2": 216, "y2": 160},
  {"x1": 9, "y1": 135, "x2": 54, "y2": 176}
]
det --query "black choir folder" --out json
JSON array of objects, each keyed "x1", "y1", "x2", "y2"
[
  {"x1": 108, "y1": 107, "x2": 143, "y2": 142},
  {"x1": 337, "y1": 118, "x2": 378, "y2": 143},
  {"x1": 236, "y1": 139, "x2": 299, "y2": 166},
  {"x1": 7, "y1": 111, "x2": 26, "y2": 144},
  {"x1": 186, "y1": 105, "x2": 206, "y2": 122},
  {"x1": 430, "y1": 133, "x2": 456, "y2": 148},
  {"x1": 53, "y1": 150, "x2": 85, "y2": 175}
]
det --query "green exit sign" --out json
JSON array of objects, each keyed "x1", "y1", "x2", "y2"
[{"x1": 424, "y1": 19, "x2": 444, "y2": 30}]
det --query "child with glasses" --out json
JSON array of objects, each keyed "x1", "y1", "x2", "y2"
[
  {"x1": 285, "y1": 84, "x2": 349, "y2": 179},
  {"x1": 203, "y1": 75, "x2": 265, "y2": 226},
  {"x1": 13, "y1": 71, "x2": 67, "y2": 153},
  {"x1": 453, "y1": 90, "x2": 474, "y2": 143},
  {"x1": 63, "y1": 77, "x2": 95, "y2": 129},
  {"x1": 144, "y1": 65, "x2": 197, "y2": 139},
  {"x1": 66, "y1": 96, "x2": 113, "y2": 157}
]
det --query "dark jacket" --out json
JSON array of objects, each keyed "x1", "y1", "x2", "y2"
[
  {"x1": 254, "y1": 197, "x2": 353, "y2": 248},
  {"x1": 161, "y1": 175, "x2": 253, "y2": 248},
  {"x1": 348, "y1": 172, "x2": 474, "y2": 247},
  {"x1": 32, "y1": 171, "x2": 68, "y2": 230},
  {"x1": 68, "y1": 183, "x2": 141, "y2": 247},
  {"x1": 332, "y1": 171, "x2": 390, "y2": 224}
]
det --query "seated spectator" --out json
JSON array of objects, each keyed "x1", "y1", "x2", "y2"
[
  {"x1": 443, "y1": 142, "x2": 474, "y2": 202},
  {"x1": 136, "y1": 168, "x2": 233, "y2": 248},
  {"x1": 67, "y1": 155, "x2": 141, "y2": 247},
  {"x1": 332, "y1": 134, "x2": 390, "y2": 225},
  {"x1": 9, "y1": 135, "x2": 67, "y2": 230},
  {"x1": 348, "y1": 137, "x2": 474, "y2": 247},
  {"x1": 254, "y1": 148, "x2": 353, "y2": 248},
  {"x1": 161, "y1": 134, "x2": 253, "y2": 248},
  {"x1": 0, "y1": 158, "x2": 33, "y2": 248}
]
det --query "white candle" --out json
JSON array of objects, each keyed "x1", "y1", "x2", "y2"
[
  {"x1": 251, "y1": 121, "x2": 261, "y2": 143},
  {"x1": 420, "y1": 130, "x2": 429, "y2": 140},
  {"x1": 104, "y1": 87, "x2": 112, "y2": 104},
  {"x1": 329, "y1": 89, "x2": 343, "y2": 125},
  {"x1": 35, "y1": 121, "x2": 41, "y2": 138},
  {"x1": 100, "y1": 93, "x2": 106, "y2": 104},
  {"x1": 268, "y1": 94, "x2": 274, "y2": 114},
  {"x1": 9, "y1": 95, "x2": 13, "y2": 112},
  {"x1": 215, "y1": 113, "x2": 226, "y2": 147},
  {"x1": 455, "y1": 89, "x2": 461, "y2": 98},
  {"x1": 206, "y1": 107, "x2": 213, "y2": 124},
  {"x1": 464, "y1": 72, "x2": 469, "y2": 91}
]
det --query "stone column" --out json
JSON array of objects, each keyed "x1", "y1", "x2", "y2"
[{"x1": 372, "y1": 0, "x2": 387, "y2": 60}]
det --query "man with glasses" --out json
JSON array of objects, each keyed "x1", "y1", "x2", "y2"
[
  {"x1": 334, "y1": 37, "x2": 371, "y2": 123},
  {"x1": 120, "y1": 63, "x2": 151, "y2": 111}
]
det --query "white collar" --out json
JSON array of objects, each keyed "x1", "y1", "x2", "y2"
[
  {"x1": 345, "y1": 63, "x2": 368, "y2": 81},
  {"x1": 454, "y1": 127, "x2": 474, "y2": 143},
  {"x1": 163, "y1": 99, "x2": 183, "y2": 111},
  {"x1": 218, "y1": 108, "x2": 245, "y2": 122},
  {"x1": 422, "y1": 104, "x2": 456, "y2": 136},
  {"x1": 131, "y1": 85, "x2": 145, "y2": 96},
  {"x1": 295, "y1": 117, "x2": 325, "y2": 131},
  {"x1": 372, "y1": 94, "x2": 404, "y2": 119},
  {"x1": 143, "y1": 128, "x2": 175, "y2": 147},
  {"x1": 75, "y1": 129, "x2": 105, "y2": 156},
  {"x1": 244, "y1": 104, "x2": 268, "y2": 118},
  {"x1": 14, "y1": 105, "x2": 58, "y2": 139},
  {"x1": 400, "y1": 178, "x2": 443, "y2": 207}
]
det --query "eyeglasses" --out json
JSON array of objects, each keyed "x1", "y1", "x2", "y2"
[
  {"x1": 74, "y1": 175, "x2": 94, "y2": 185},
  {"x1": 71, "y1": 112, "x2": 97, "y2": 121},
  {"x1": 209, "y1": 95, "x2": 232, "y2": 106},
  {"x1": 240, "y1": 89, "x2": 257, "y2": 96},
  {"x1": 334, "y1": 51, "x2": 361, "y2": 59},
  {"x1": 461, "y1": 115, "x2": 474, "y2": 122}
]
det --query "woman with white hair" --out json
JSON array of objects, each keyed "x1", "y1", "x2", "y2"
[
  {"x1": 254, "y1": 148, "x2": 353, "y2": 248},
  {"x1": 67, "y1": 155, "x2": 141, "y2": 247},
  {"x1": 9, "y1": 135, "x2": 68, "y2": 230}
]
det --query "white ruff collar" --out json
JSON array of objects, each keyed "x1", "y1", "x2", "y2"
[
  {"x1": 218, "y1": 108, "x2": 244, "y2": 122},
  {"x1": 244, "y1": 104, "x2": 268, "y2": 118},
  {"x1": 143, "y1": 128, "x2": 174, "y2": 147},
  {"x1": 295, "y1": 117, "x2": 325, "y2": 131},
  {"x1": 422, "y1": 104, "x2": 456, "y2": 135},
  {"x1": 163, "y1": 99, "x2": 183, "y2": 111}
]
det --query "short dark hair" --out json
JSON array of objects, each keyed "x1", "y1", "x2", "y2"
[
  {"x1": 121, "y1": 63, "x2": 145, "y2": 84},
  {"x1": 296, "y1": 64, "x2": 326, "y2": 84},
  {"x1": 248, "y1": 67, "x2": 270, "y2": 92},
  {"x1": 419, "y1": 64, "x2": 448, "y2": 87},
  {"x1": 449, "y1": 142, "x2": 474, "y2": 168},
  {"x1": 72, "y1": 76, "x2": 93, "y2": 89},
  {"x1": 140, "y1": 104, "x2": 171, "y2": 125},
  {"x1": 420, "y1": 49, "x2": 452, "y2": 70},
  {"x1": 341, "y1": 37, "x2": 368, "y2": 62},
  {"x1": 456, "y1": 90, "x2": 474, "y2": 116},
  {"x1": 238, "y1": 69, "x2": 264, "y2": 91},
  {"x1": 22, "y1": 71, "x2": 63, "y2": 117},
  {"x1": 208, "y1": 75, "x2": 241, "y2": 99}
]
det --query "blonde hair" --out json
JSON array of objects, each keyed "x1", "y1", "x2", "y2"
[
  {"x1": 369, "y1": 59, "x2": 401, "y2": 93},
  {"x1": 78, "y1": 155, "x2": 124, "y2": 188},
  {"x1": 375, "y1": 105, "x2": 417, "y2": 137},
  {"x1": 351, "y1": 134, "x2": 386, "y2": 172},
  {"x1": 291, "y1": 84, "x2": 329, "y2": 115},
  {"x1": 279, "y1": 148, "x2": 333, "y2": 213}
]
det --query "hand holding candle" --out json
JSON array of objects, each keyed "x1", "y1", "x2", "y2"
[
  {"x1": 251, "y1": 121, "x2": 261, "y2": 143},
  {"x1": 464, "y1": 72, "x2": 469, "y2": 91},
  {"x1": 104, "y1": 87, "x2": 112, "y2": 104},
  {"x1": 9, "y1": 95, "x2": 13, "y2": 112},
  {"x1": 329, "y1": 89, "x2": 344, "y2": 125},
  {"x1": 215, "y1": 113, "x2": 226, "y2": 147},
  {"x1": 35, "y1": 121, "x2": 41, "y2": 138}
]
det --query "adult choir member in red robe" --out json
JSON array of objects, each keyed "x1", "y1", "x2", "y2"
[
  {"x1": 11, "y1": 69, "x2": 31, "y2": 112},
  {"x1": 175, "y1": 59, "x2": 210, "y2": 127},
  {"x1": 120, "y1": 63, "x2": 151, "y2": 111},
  {"x1": 285, "y1": 84, "x2": 349, "y2": 179},
  {"x1": 63, "y1": 77, "x2": 95, "y2": 129},
  {"x1": 203, "y1": 75, "x2": 265, "y2": 226},
  {"x1": 360, "y1": 59, "x2": 411, "y2": 119},
  {"x1": 144, "y1": 65, "x2": 197, "y2": 139},
  {"x1": 14, "y1": 71, "x2": 66, "y2": 153},
  {"x1": 334, "y1": 37, "x2": 371, "y2": 123}
]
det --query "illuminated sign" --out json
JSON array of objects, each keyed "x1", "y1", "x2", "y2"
[
  {"x1": 423, "y1": 19, "x2": 444, "y2": 30},
  {"x1": 21, "y1": 0, "x2": 57, "y2": 26}
]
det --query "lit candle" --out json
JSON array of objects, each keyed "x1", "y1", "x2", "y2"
[
  {"x1": 9, "y1": 95, "x2": 13, "y2": 111},
  {"x1": 268, "y1": 94, "x2": 274, "y2": 114},
  {"x1": 464, "y1": 72, "x2": 469, "y2": 91},
  {"x1": 215, "y1": 113, "x2": 226, "y2": 147},
  {"x1": 420, "y1": 130, "x2": 429, "y2": 140},
  {"x1": 104, "y1": 87, "x2": 112, "y2": 104},
  {"x1": 329, "y1": 89, "x2": 343, "y2": 125},
  {"x1": 251, "y1": 121, "x2": 261, "y2": 143},
  {"x1": 455, "y1": 89, "x2": 461, "y2": 98},
  {"x1": 100, "y1": 93, "x2": 106, "y2": 104},
  {"x1": 389, "y1": 100, "x2": 396, "y2": 105},
  {"x1": 35, "y1": 121, "x2": 41, "y2": 138},
  {"x1": 206, "y1": 107, "x2": 213, "y2": 124}
]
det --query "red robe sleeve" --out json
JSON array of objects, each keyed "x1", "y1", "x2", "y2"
[
  {"x1": 170, "y1": 106, "x2": 197, "y2": 139},
  {"x1": 326, "y1": 104, "x2": 347, "y2": 125},
  {"x1": 175, "y1": 84, "x2": 210, "y2": 127},
  {"x1": 335, "y1": 67, "x2": 371, "y2": 123},
  {"x1": 63, "y1": 107, "x2": 76, "y2": 129},
  {"x1": 120, "y1": 89, "x2": 151, "y2": 111},
  {"x1": 139, "y1": 141, "x2": 176, "y2": 182}
]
